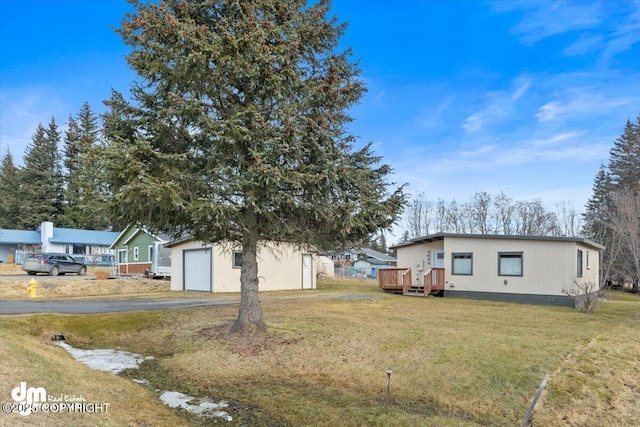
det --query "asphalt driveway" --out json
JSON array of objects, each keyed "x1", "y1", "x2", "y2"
[{"x1": 0, "y1": 294, "x2": 381, "y2": 315}]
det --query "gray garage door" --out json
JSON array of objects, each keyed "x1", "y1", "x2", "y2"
[{"x1": 184, "y1": 249, "x2": 212, "y2": 291}]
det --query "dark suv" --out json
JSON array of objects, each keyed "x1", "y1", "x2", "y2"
[{"x1": 21, "y1": 253, "x2": 87, "y2": 276}]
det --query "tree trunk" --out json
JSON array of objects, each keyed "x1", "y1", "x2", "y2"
[{"x1": 231, "y1": 217, "x2": 266, "y2": 334}]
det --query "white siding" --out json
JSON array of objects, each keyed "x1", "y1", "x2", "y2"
[
  {"x1": 170, "y1": 241, "x2": 316, "y2": 293},
  {"x1": 443, "y1": 237, "x2": 580, "y2": 295},
  {"x1": 396, "y1": 236, "x2": 601, "y2": 297},
  {"x1": 396, "y1": 241, "x2": 444, "y2": 285}
]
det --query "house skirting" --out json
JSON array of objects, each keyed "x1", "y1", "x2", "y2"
[
  {"x1": 443, "y1": 290, "x2": 575, "y2": 307},
  {"x1": 117, "y1": 263, "x2": 151, "y2": 275}
]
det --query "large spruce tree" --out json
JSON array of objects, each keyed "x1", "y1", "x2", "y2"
[
  {"x1": 584, "y1": 114, "x2": 640, "y2": 291},
  {"x1": 63, "y1": 103, "x2": 110, "y2": 229},
  {"x1": 19, "y1": 119, "x2": 65, "y2": 229},
  {"x1": 0, "y1": 151, "x2": 21, "y2": 229},
  {"x1": 103, "y1": 0, "x2": 405, "y2": 332},
  {"x1": 608, "y1": 115, "x2": 640, "y2": 191}
]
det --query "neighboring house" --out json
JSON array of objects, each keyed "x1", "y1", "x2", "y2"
[
  {"x1": 110, "y1": 226, "x2": 171, "y2": 276},
  {"x1": 380, "y1": 233, "x2": 603, "y2": 307},
  {"x1": 327, "y1": 248, "x2": 360, "y2": 262},
  {"x1": 0, "y1": 229, "x2": 40, "y2": 262},
  {"x1": 353, "y1": 248, "x2": 397, "y2": 278},
  {"x1": 315, "y1": 255, "x2": 335, "y2": 278},
  {"x1": 330, "y1": 247, "x2": 397, "y2": 278},
  {"x1": 0, "y1": 222, "x2": 119, "y2": 264},
  {"x1": 166, "y1": 239, "x2": 315, "y2": 292}
]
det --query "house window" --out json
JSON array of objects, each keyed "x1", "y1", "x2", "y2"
[
  {"x1": 577, "y1": 250, "x2": 583, "y2": 278},
  {"x1": 452, "y1": 253, "x2": 473, "y2": 275},
  {"x1": 498, "y1": 252, "x2": 523, "y2": 276},
  {"x1": 118, "y1": 249, "x2": 127, "y2": 264},
  {"x1": 233, "y1": 251, "x2": 242, "y2": 268},
  {"x1": 133, "y1": 247, "x2": 139, "y2": 261},
  {"x1": 586, "y1": 251, "x2": 591, "y2": 270}
]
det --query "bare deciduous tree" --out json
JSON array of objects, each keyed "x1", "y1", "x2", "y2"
[
  {"x1": 562, "y1": 281, "x2": 602, "y2": 313},
  {"x1": 556, "y1": 201, "x2": 583, "y2": 237},
  {"x1": 610, "y1": 187, "x2": 640, "y2": 292},
  {"x1": 402, "y1": 192, "x2": 575, "y2": 238}
]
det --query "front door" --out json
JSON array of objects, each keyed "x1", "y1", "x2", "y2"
[{"x1": 433, "y1": 250, "x2": 445, "y2": 268}]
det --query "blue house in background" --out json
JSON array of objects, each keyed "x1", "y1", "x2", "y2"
[{"x1": 0, "y1": 222, "x2": 120, "y2": 265}]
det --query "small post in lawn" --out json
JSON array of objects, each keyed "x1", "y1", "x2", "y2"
[
  {"x1": 385, "y1": 369, "x2": 393, "y2": 409},
  {"x1": 522, "y1": 374, "x2": 550, "y2": 427}
]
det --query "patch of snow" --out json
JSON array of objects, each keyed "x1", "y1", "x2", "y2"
[
  {"x1": 159, "y1": 391, "x2": 231, "y2": 420},
  {"x1": 56, "y1": 342, "x2": 153, "y2": 374},
  {"x1": 55, "y1": 342, "x2": 232, "y2": 421}
]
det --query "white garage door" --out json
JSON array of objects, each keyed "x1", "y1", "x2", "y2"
[{"x1": 184, "y1": 249, "x2": 212, "y2": 291}]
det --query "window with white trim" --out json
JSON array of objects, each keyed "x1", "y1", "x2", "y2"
[
  {"x1": 133, "y1": 247, "x2": 139, "y2": 261},
  {"x1": 498, "y1": 252, "x2": 523, "y2": 276},
  {"x1": 452, "y1": 253, "x2": 473, "y2": 275},
  {"x1": 118, "y1": 249, "x2": 127, "y2": 264}
]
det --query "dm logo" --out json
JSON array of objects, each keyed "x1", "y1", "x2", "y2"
[{"x1": 11, "y1": 382, "x2": 46, "y2": 416}]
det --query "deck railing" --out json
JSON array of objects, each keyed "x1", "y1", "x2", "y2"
[
  {"x1": 378, "y1": 268, "x2": 412, "y2": 292},
  {"x1": 423, "y1": 267, "x2": 445, "y2": 295}
]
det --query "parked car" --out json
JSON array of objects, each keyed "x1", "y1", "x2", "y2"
[{"x1": 21, "y1": 253, "x2": 87, "y2": 276}]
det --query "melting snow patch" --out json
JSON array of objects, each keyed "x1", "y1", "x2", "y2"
[
  {"x1": 56, "y1": 341, "x2": 153, "y2": 374},
  {"x1": 55, "y1": 342, "x2": 232, "y2": 420},
  {"x1": 160, "y1": 391, "x2": 231, "y2": 420}
]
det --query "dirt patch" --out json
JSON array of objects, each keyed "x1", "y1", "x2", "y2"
[{"x1": 194, "y1": 324, "x2": 304, "y2": 357}]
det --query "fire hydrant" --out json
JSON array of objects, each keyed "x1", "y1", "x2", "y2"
[{"x1": 27, "y1": 278, "x2": 38, "y2": 298}]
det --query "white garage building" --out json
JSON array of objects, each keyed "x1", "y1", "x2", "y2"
[{"x1": 166, "y1": 239, "x2": 315, "y2": 293}]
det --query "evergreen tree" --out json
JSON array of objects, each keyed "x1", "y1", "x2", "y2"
[
  {"x1": 584, "y1": 114, "x2": 640, "y2": 290},
  {"x1": 0, "y1": 150, "x2": 21, "y2": 229},
  {"x1": 18, "y1": 118, "x2": 64, "y2": 229},
  {"x1": 608, "y1": 116, "x2": 640, "y2": 191},
  {"x1": 103, "y1": 0, "x2": 405, "y2": 333},
  {"x1": 582, "y1": 163, "x2": 613, "y2": 244},
  {"x1": 63, "y1": 103, "x2": 111, "y2": 229}
]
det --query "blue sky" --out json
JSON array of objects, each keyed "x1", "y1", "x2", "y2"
[{"x1": 1, "y1": 1, "x2": 639, "y2": 222}]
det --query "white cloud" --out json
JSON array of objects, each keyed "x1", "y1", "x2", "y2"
[
  {"x1": 563, "y1": 33, "x2": 605, "y2": 56},
  {"x1": 508, "y1": 1, "x2": 602, "y2": 45},
  {"x1": 536, "y1": 87, "x2": 633, "y2": 122},
  {"x1": 462, "y1": 112, "x2": 485, "y2": 133},
  {"x1": 461, "y1": 78, "x2": 531, "y2": 133}
]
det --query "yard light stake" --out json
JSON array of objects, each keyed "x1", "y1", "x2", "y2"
[
  {"x1": 385, "y1": 369, "x2": 393, "y2": 408},
  {"x1": 522, "y1": 374, "x2": 550, "y2": 427}
]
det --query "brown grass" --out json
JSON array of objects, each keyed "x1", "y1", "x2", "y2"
[
  {"x1": 0, "y1": 279, "x2": 638, "y2": 426},
  {"x1": 0, "y1": 277, "x2": 170, "y2": 299}
]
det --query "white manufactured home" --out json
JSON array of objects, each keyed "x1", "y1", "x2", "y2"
[
  {"x1": 381, "y1": 233, "x2": 603, "y2": 307},
  {"x1": 166, "y1": 239, "x2": 315, "y2": 293}
]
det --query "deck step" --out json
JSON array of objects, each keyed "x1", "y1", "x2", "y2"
[{"x1": 403, "y1": 289, "x2": 425, "y2": 297}]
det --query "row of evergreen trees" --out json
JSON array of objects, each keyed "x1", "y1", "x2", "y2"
[
  {"x1": 0, "y1": 103, "x2": 112, "y2": 231},
  {"x1": 582, "y1": 114, "x2": 640, "y2": 290}
]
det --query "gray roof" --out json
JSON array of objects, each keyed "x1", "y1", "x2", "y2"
[
  {"x1": 359, "y1": 247, "x2": 396, "y2": 262},
  {"x1": 391, "y1": 232, "x2": 605, "y2": 250}
]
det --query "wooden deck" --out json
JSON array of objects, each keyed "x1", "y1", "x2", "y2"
[{"x1": 378, "y1": 267, "x2": 445, "y2": 297}]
